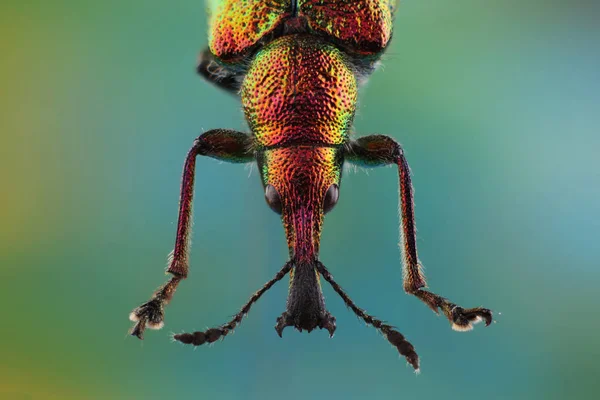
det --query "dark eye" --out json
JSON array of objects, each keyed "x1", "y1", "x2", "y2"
[
  {"x1": 323, "y1": 184, "x2": 339, "y2": 214},
  {"x1": 265, "y1": 184, "x2": 282, "y2": 214}
]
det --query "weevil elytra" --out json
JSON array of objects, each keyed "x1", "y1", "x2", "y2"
[{"x1": 128, "y1": 0, "x2": 493, "y2": 371}]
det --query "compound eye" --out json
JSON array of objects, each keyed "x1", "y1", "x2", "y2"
[
  {"x1": 323, "y1": 184, "x2": 339, "y2": 214},
  {"x1": 265, "y1": 184, "x2": 282, "y2": 214}
]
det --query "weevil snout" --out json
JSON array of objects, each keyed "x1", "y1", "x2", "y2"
[
  {"x1": 258, "y1": 146, "x2": 343, "y2": 336},
  {"x1": 275, "y1": 261, "x2": 337, "y2": 337}
]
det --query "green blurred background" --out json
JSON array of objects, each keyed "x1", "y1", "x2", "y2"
[{"x1": 1, "y1": 0, "x2": 599, "y2": 399}]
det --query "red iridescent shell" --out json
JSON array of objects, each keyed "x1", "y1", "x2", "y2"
[
  {"x1": 207, "y1": 0, "x2": 397, "y2": 62},
  {"x1": 207, "y1": 0, "x2": 292, "y2": 62},
  {"x1": 299, "y1": 0, "x2": 396, "y2": 55}
]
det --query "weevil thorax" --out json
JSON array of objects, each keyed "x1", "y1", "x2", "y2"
[{"x1": 241, "y1": 34, "x2": 357, "y2": 147}]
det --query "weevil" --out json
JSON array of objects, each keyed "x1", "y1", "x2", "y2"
[{"x1": 128, "y1": 0, "x2": 493, "y2": 371}]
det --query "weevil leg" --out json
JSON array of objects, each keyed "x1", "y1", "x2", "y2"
[
  {"x1": 129, "y1": 129, "x2": 254, "y2": 339},
  {"x1": 173, "y1": 262, "x2": 293, "y2": 346},
  {"x1": 346, "y1": 135, "x2": 493, "y2": 332},
  {"x1": 197, "y1": 48, "x2": 245, "y2": 95},
  {"x1": 316, "y1": 262, "x2": 419, "y2": 370}
]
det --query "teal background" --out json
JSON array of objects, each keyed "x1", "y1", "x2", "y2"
[{"x1": 1, "y1": 0, "x2": 599, "y2": 399}]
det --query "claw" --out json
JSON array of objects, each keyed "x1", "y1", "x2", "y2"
[
  {"x1": 450, "y1": 306, "x2": 493, "y2": 332},
  {"x1": 129, "y1": 299, "x2": 165, "y2": 339},
  {"x1": 130, "y1": 318, "x2": 147, "y2": 339},
  {"x1": 480, "y1": 309, "x2": 493, "y2": 326}
]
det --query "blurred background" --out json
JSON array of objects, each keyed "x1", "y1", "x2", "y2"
[{"x1": 1, "y1": 0, "x2": 599, "y2": 399}]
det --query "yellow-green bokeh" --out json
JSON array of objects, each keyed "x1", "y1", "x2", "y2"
[{"x1": 1, "y1": 1, "x2": 598, "y2": 399}]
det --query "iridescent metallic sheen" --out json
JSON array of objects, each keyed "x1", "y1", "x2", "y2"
[
  {"x1": 207, "y1": 0, "x2": 292, "y2": 62},
  {"x1": 242, "y1": 35, "x2": 357, "y2": 148},
  {"x1": 207, "y1": 0, "x2": 397, "y2": 62},
  {"x1": 299, "y1": 0, "x2": 396, "y2": 55},
  {"x1": 129, "y1": 0, "x2": 493, "y2": 372},
  {"x1": 259, "y1": 146, "x2": 342, "y2": 261}
]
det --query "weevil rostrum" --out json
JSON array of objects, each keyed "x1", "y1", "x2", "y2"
[{"x1": 128, "y1": 0, "x2": 493, "y2": 371}]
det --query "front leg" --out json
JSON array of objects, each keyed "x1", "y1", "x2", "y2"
[
  {"x1": 129, "y1": 129, "x2": 254, "y2": 339},
  {"x1": 346, "y1": 135, "x2": 493, "y2": 332}
]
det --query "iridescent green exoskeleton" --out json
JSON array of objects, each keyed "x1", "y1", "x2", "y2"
[{"x1": 129, "y1": 0, "x2": 493, "y2": 371}]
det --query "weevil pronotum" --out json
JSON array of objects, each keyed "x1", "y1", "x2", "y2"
[{"x1": 128, "y1": 0, "x2": 493, "y2": 371}]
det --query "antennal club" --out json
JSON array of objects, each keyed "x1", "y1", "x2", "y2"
[
  {"x1": 316, "y1": 262, "x2": 420, "y2": 371},
  {"x1": 172, "y1": 262, "x2": 292, "y2": 346}
]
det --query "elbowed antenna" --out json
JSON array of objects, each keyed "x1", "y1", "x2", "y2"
[
  {"x1": 173, "y1": 262, "x2": 293, "y2": 346},
  {"x1": 258, "y1": 145, "x2": 421, "y2": 370},
  {"x1": 315, "y1": 262, "x2": 420, "y2": 371}
]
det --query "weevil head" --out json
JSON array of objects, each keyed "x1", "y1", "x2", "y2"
[
  {"x1": 258, "y1": 146, "x2": 343, "y2": 263},
  {"x1": 259, "y1": 146, "x2": 342, "y2": 334}
]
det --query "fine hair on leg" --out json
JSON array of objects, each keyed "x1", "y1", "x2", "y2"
[
  {"x1": 346, "y1": 135, "x2": 493, "y2": 332},
  {"x1": 128, "y1": 130, "x2": 254, "y2": 339}
]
